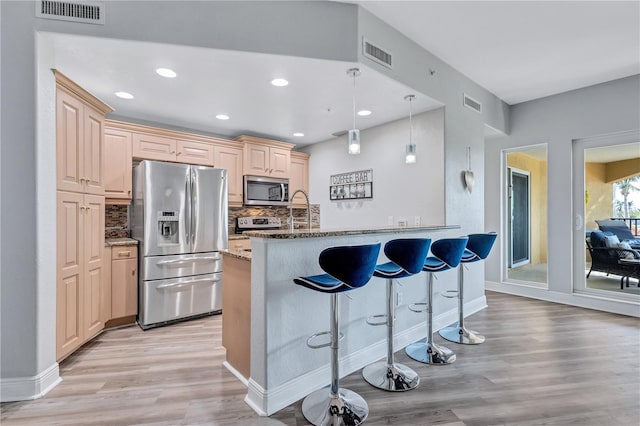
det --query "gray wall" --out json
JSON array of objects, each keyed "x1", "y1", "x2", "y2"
[
  {"x1": 306, "y1": 109, "x2": 445, "y2": 229},
  {"x1": 1, "y1": 0, "x2": 508, "y2": 392},
  {"x1": 484, "y1": 75, "x2": 640, "y2": 314}
]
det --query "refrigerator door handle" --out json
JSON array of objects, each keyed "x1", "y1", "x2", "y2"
[
  {"x1": 156, "y1": 277, "x2": 221, "y2": 290},
  {"x1": 155, "y1": 255, "x2": 221, "y2": 266},
  {"x1": 185, "y1": 168, "x2": 192, "y2": 248},
  {"x1": 191, "y1": 168, "x2": 197, "y2": 247}
]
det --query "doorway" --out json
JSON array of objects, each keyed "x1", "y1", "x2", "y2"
[
  {"x1": 504, "y1": 146, "x2": 548, "y2": 286},
  {"x1": 509, "y1": 168, "x2": 530, "y2": 267}
]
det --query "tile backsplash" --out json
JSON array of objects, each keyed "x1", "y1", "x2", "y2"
[
  {"x1": 105, "y1": 204, "x2": 321, "y2": 239},
  {"x1": 105, "y1": 205, "x2": 130, "y2": 238}
]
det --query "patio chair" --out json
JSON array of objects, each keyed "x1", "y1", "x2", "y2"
[
  {"x1": 586, "y1": 230, "x2": 640, "y2": 288},
  {"x1": 595, "y1": 219, "x2": 640, "y2": 249}
]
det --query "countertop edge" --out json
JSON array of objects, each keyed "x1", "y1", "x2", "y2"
[
  {"x1": 105, "y1": 238, "x2": 139, "y2": 247},
  {"x1": 221, "y1": 249, "x2": 251, "y2": 261},
  {"x1": 243, "y1": 225, "x2": 460, "y2": 239}
]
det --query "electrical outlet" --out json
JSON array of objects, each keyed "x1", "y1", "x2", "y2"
[
  {"x1": 414, "y1": 216, "x2": 421, "y2": 226},
  {"x1": 387, "y1": 215, "x2": 394, "y2": 225},
  {"x1": 397, "y1": 218, "x2": 408, "y2": 227}
]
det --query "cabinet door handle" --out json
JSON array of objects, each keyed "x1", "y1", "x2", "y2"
[
  {"x1": 131, "y1": 268, "x2": 136, "y2": 276},
  {"x1": 177, "y1": 151, "x2": 182, "y2": 156},
  {"x1": 170, "y1": 150, "x2": 176, "y2": 154},
  {"x1": 79, "y1": 177, "x2": 86, "y2": 183},
  {"x1": 127, "y1": 190, "x2": 131, "y2": 195}
]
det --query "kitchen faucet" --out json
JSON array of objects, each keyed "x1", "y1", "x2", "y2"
[{"x1": 288, "y1": 188, "x2": 311, "y2": 232}]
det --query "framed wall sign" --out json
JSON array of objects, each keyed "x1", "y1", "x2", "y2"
[{"x1": 329, "y1": 169, "x2": 373, "y2": 200}]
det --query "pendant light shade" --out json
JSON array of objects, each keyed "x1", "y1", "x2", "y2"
[
  {"x1": 404, "y1": 94, "x2": 416, "y2": 164},
  {"x1": 347, "y1": 68, "x2": 361, "y2": 155}
]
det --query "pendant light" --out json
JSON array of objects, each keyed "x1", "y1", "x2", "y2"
[
  {"x1": 404, "y1": 94, "x2": 417, "y2": 164},
  {"x1": 347, "y1": 68, "x2": 361, "y2": 155}
]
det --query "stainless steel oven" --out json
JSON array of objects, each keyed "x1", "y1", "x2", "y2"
[{"x1": 243, "y1": 175, "x2": 289, "y2": 206}]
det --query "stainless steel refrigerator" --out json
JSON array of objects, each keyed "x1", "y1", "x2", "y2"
[{"x1": 131, "y1": 160, "x2": 228, "y2": 329}]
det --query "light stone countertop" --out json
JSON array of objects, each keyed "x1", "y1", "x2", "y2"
[
  {"x1": 221, "y1": 249, "x2": 251, "y2": 261},
  {"x1": 243, "y1": 224, "x2": 459, "y2": 239},
  {"x1": 105, "y1": 238, "x2": 138, "y2": 247}
]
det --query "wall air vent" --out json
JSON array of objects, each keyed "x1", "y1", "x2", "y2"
[
  {"x1": 463, "y1": 93, "x2": 482, "y2": 113},
  {"x1": 36, "y1": 0, "x2": 105, "y2": 25},
  {"x1": 363, "y1": 38, "x2": 392, "y2": 69}
]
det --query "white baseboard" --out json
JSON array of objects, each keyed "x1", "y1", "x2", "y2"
[
  {"x1": 222, "y1": 361, "x2": 248, "y2": 387},
  {"x1": 486, "y1": 281, "x2": 640, "y2": 317},
  {"x1": 244, "y1": 295, "x2": 487, "y2": 416},
  {"x1": 0, "y1": 363, "x2": 61, "y2": 402}
]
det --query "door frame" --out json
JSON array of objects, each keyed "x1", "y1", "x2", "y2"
[
  {"x1": 508, "y1": 167, "x2": 531, "y2": 268},
  {"x1": 572, "y1": 130, "x2": 640, "y2": 300}
]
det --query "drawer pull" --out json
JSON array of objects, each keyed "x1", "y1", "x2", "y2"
[{"x1": 118, "y1": 251, "x2": 131, "y2": 257}]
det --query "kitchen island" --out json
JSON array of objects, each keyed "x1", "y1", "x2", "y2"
[{"x1": 222, "y1": 225, "x2": 488, "y2": 416}]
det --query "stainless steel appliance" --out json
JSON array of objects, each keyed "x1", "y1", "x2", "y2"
[
  {"x1": 235, "y1": 216, "x2": 282, "y2": 233},
  {"x1": 243, "y1": 175, "x2": 289, "y2": 206},
  {"x1": 132, "y1": 160, "x2": 228, "y2": 329}
]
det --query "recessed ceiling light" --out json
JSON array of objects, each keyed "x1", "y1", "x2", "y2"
[
  {"x1": 357, "y1": 110, "x2": 372, "y2": 116},
  {"x1": 271, "y1": 78, "x2": 289, "y2": 87},
  {"x1": 115, "y1": 91, "x2": 134, "y2": 99},
  {"x1": 293, "y1": 132, "x2": 304, "y2": 137},
  {"x1": 216, "y1": 114, "x2": 230, "y2": 120},
  {"x1": 156, "y1": 68, "x2": 177, "y2": 78}
]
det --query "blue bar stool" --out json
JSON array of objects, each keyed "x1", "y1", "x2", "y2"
[
  {"x1": 362, "y1": 238, "x2": 431, "y2": 392},
  {"x1": 439, "y1": 233, "x2": 497, "y2": 345},
  {"x1": 405, "y1": 237, "x2": 468, "y2": 365},
  {"x1": 294, "y1": 242, "x2": 381, "y2": 426}
]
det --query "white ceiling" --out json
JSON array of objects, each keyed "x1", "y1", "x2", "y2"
[
  {"x1": 44, "y1": 1, "x2": 639, "y2": 148},
  {"x1": 353, "y1": 0, "x2": 640, "y2": 105}
]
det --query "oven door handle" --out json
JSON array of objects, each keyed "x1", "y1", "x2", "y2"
[{"x1": 281, "y1": 183, "x2": 286, "y2": 203}]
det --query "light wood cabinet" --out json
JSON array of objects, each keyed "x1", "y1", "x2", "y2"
[
  {"x1": 56, "y1": 191, "x2": 105, "y2": 360},
  {"x1": 55, "y1": 70, "x2": 112, "y2": 361},
  {"x1": 177, "y1": 139, "x2": 214, "y2": 166},
  {"x1": 110, "y1": 246, "x2": 138, "y2": 319},
  {"x1": 56, "y1": 86, "x2": 107, "y2": 195},
  {"x1": 132, "y1": 133, "x2": 177, "y2": 162},
  {"x1": 104, "y1": 128, "x2": 132, "y2": 204},
  {"x1": 289, "y1": 151, "x2": 310, "y2": 208},
  {"x1": 214, "y1": 144, "x2": 244, "y2": 206},
  {"x1": 236, "y1": 135, "x2": 293, "y2": 179}
]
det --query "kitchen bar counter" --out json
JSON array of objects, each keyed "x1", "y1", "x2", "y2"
[
  {"x1": 230, "y1": 224, "x2": 489, "y2": 417},
  {"x1": 243, "y1": 224, "x2": 458, "y2": 239}
]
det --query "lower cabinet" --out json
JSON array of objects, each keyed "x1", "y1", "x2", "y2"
[
  {"x1": 56, "y1": 191, "x2": 105, "y2": 361},
  {"x1": 110, "y1": 246, "x2": 138, "y2": 320}
]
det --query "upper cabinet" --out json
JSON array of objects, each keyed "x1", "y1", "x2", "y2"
[
  {"x1": 104, "y1": 128, "x2": 132, "y2": 204},
  {"x1": 176, "y1": 139, "x2": 215, "y2": 166},
  {"x1": 214, "y1": 143, "x2": 244, "y2": 206},
  {"x1": 236, "y1": 135, "x2": 293, "y2": 179},
  {"x1": 55, "y1": 70, "x2": 113, "y2": 195},
  {"x1": 289, "y1": 151, "x2": 310, "y2": 208},
  {"x1": 132, "y1": 133, "x2": 176, "y2": 162}
]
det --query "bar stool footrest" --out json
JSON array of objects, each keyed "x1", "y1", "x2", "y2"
[
  {"x1": 408, "y1": 302, "x2": 428, "y2": 313},
  {"x1": 365, "y1": 314, "x2": 388, "y2": 326},
  {"x1": 306, "y1": 331, "x2": 344, "y2": 349},
  {"x1": 440, "y1": 289, "x2": 459, "y2": 298}
]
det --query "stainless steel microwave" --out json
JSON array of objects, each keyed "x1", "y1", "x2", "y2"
[{"x1": 243, "y1": 175, "x2": 289, "y2": 206}]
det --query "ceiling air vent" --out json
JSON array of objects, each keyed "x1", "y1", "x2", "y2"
[
  {"x1": 463, "y1": 93, "x2": 482, "y2": 113},
  {"x1": 363, "y1": 38, "x2": 392, "y2": 69},
  {"x1": 36, "y1": 0, "x2": 105, "y2": 25}
]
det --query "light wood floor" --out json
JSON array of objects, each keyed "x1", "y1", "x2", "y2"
[{"x1": 2, "y1": 291, "x2": 639, "y2": 425}]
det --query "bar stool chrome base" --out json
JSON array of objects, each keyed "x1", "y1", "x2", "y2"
[
  {"x1": 362, "y1": 361, "x2": 419, "y2": 391},
  {"x1": 301, "y1": 386, "x2": 369, "y2": 426},
  {"x1": 405, "y1": 340, "x2": 456, "y2": 365},
  {"x1": 439, "y1": 325, "x2": 485, "y2": 345}
]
